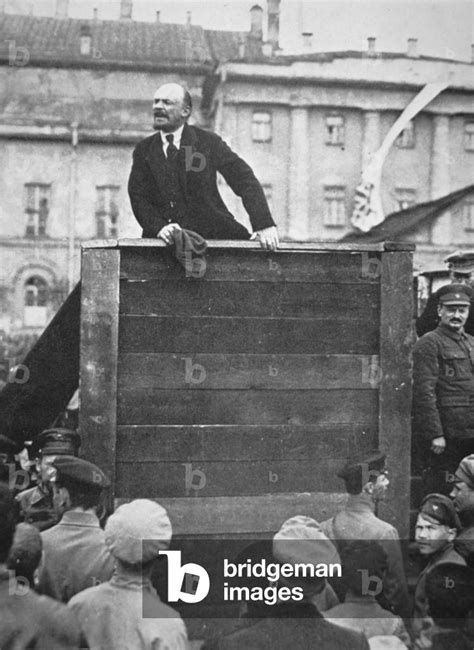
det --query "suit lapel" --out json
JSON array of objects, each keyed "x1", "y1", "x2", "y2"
[
  {"x1": 144, "y1": 133, "x2": 167, "y2": 190},
  {"x1": 178, "y1": 125, "x2": 199, "y2": 199}
]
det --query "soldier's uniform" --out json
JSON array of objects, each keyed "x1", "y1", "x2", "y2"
[
  {"x1": 16, "y1": 428, "x2": 80, "y2": 531},
  {"x1": 413, "y1": 285, "x2": 474, "y2": 493}
]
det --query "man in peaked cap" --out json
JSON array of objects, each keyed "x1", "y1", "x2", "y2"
[
  {"x1": 413, "y1": 493, "x2": 466, "y2": 643},
  {"x1": 16, "y1": 428, "x2": 81, "y2": 531},
  {"x1": 320, "y1": 451, "x2": 410, "y2": 620},
  {"x1": 450, "y1": 454, "x2": 474, "y2": 564},
  {"x1": 38, "y1": 455, "x2": 114, "y2": 602},
  {"x1": 413, "y1": 284, "x2": 474, "y2": 495},
  {"x1": 69, "y1": 499, "x2": 189, "y2": 650}
]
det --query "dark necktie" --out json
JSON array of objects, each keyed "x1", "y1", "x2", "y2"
[{"x1": 166, "y1": 133, "x2": 179, "y2": 162}]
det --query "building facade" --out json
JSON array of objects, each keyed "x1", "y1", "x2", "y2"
[{"x1": 1, "y1": 0, "x2": 474, "y2": 337}]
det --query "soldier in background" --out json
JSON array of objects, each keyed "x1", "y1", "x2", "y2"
[
  {"x1": 16, "y1": 428, "x2": 80, "y2": 531},
  {"x1": 412, "y1": 285, "x2": 474, "y2": 495}
]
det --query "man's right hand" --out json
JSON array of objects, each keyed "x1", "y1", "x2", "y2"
[
  {"x1": 431, "y1": 436, "x2": 446, "y2": 454},
  {"x1": 157, "y1": 223, "x2": 182, "y2": 245}
]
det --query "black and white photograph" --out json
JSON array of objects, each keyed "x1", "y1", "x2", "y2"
[{"x1": 0, "y1": 0, "x2": 473, "y2": 647}]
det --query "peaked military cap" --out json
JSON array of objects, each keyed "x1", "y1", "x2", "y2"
[
  {"x1": 437, "y1": 283, "x2": 472, "y2": 306},
  {"x1": 33, "y1": 428, "x2": 81, "y2": 457},
  {"x1": 337, "y1": 450, "x2": 386, "y2": 481},
  {"x1": 419, "y1": 493, "x2": 461, "y2": 530},
  {"x1": 51, "y1": 456, "x2": 110, "y2": 489}
]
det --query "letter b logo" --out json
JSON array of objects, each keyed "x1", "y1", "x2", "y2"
[{"x1": 159, "y1": 550, "x2": 210, "y2": 603}]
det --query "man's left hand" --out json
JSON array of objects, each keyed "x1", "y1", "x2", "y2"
[{"x1": 253, "y1": 226, "x2": 279, "y2": 252}]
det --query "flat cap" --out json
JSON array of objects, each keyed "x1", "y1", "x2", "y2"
[
  {"x1": 52, "y1": 456, "x2": 110, "y2": 489},
  {"x1": 105, "y1": 499, "x2": 172, "y2": 565},
  {"x1": 437, "y1": 283, "x2": 472, "y2": 306},
  {"x1": 7, "y1": 523, "x2": 42, "y2": 575},
  {"x1": 420, "y1": 493, "x2": 461, "y2": 530},
  {"x1": 33, "y1": 428, "x2": 81, "y2": 457},
  {"x1": 273, "y1": 515, "x2": 340, "y2": 567},
  {"x1": 337, "y1": 450, "x2": 386, "y2": 482},
  {"x1": 0, "y1": 434, "x2": 22, "y2": 456},
  {"x1": 454, "y1": 454, "x2": 474, "y2": 490}
]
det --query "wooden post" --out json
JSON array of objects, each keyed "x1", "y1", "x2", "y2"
[
  {"x1": 378, "y1": 246, "x2": 414, "y2": 538},
  {"x1": 79, "y1": 246, "x2": 120, "y2": 503}
]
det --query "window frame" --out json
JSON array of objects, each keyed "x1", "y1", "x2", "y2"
[
  {"x1": 95, "y1": 185, "x2": 120, "y2": 238},
  {"x1": 325, "y1": 114, "x2": 345, "y2": 147},
  {"x1": 251, "y1": 110, "x2": 272, "y2": 143},
  {"x1": 323, "y1": 185, "x2": 347, "y2": 227}
]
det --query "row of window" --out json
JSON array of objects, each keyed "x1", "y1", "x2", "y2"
[
  {"x1": 251, "y1": 111, "x2": 474, "y2": 150},
  {"x1": 24, "y1": 183, "x2": 119, "y2": 238},
  {"x1": 22, "y1": 182, "x2": 474, "y2": 234}
]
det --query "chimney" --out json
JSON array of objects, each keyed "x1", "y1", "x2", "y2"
[
  {"x1": 186, "y1": 10, "x2": 192, "y2": 25},
  {"x1": 155, "y1": 10, "x2": 160, "y2": 23},
  {"x1": 267, "y1": 0, "x2": 280, "y2": 51},
  {"x1": 55, "y1": 0, "x2": 68, "y2": 18},
  {"x1": 250, "y1": 4, "x2": 263, "y2": 40},
  {"x1": 120, "y1": 0, "x2": 132, "y2": 20},
  {"x1": 367, "y1": 37, "x2": 376, "y2": 56},
  {"x1": 93, "y1": 7, "x2": 98, "y2": 20},
  {"x1": 407, "y1": 38, "x2": 418, "y2": 58},
  {"x1": 302, "y1": 32, "x2": 313, "y2": 50}
]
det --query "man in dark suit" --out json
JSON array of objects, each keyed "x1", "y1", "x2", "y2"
[{"x1": 128, "y1": 83, "x2": 278, "y2": 250}]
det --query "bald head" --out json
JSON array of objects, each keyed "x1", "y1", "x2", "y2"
[{"x1": 152, "y1": 83, "x2": 192, "y2": 132}]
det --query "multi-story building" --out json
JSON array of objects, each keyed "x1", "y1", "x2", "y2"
[
  {"x1": 1, "y1": 0, "x2": 473, "y2": 336},
  {"x1": 215, "y1": 11, "x2": 474, "y2": 263},
  {"x1": 0, "y1": 0, "x2": 216, "y2": 334}
]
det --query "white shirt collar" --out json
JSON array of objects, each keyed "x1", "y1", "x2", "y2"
[{"x1": 160, "y1": 124, "x2": 185, "y2": 150}]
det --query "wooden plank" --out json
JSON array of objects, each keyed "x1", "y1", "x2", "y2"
[
  {"x1": 118, "y1": 353, "x2": 381, "y2": 391},
  {"x1": 119, "y1": 315, "x2": 379, "y2": 355},
  {"x1": 116, "y1": 424, "x2": 377, "y2": 461},
  {"x1": 119, "y1": 248, "x2": 382, "y2": 284},
  {"x1": 113, "y1": 493, "x2": 348, "y2": 535},
  {"x1": 115, "y1": 459, "x2": 345, "y2": 497},
  {"x1": 116, "y1": 239, "x2": 387, "y2": 251},
  {"x1": 79, "y1": 249, "x2": 120, "y2": 500},
  {"x1": 119, "y1": 281, "x2": 379, "y2": 318},
  {"x1": 378, "y1": 251, "x2": 414, "y2": 539},
  {"x1": 117, "y1": 388, "x2": 378, "y2": 425}
]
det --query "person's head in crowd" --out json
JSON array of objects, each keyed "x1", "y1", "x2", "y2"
[
  {"x1": 450, "y1": 454, "x2": 474, "y2": 519},
  {"x1": 105, "y1": 499, "x2": 172, "y2": 578},
  {"x1": 50, "y1": 455, "x2": 109, "y2": 516},
  {"x1": 339, "y1": 540, "x2": 388, "y2": 598},
  {"x1": 415, "y1": 493, "x2": 460, "y2": 557},
  {"x1": 0, "y1": 434, "x2": 21, "y2": 485},
  {"x1": 33, "y1": 428, "x2": 81, "y2": 484},
  {"x1": 0, "y1": 482, "x2": 17, "y2": 565},
  {"x1": 337, "y1": 450, "x2": 389, "y2": 502},
  {"x1": 7, "y1": 523, "x2": 42, "y2": 588},
  {"x1": 273, "y1": 515, "x2": 341, "y2": 601},
  {"x1": 426, "y1": 562, "x2": 474, "y2": 629},
  {"x1": 230, "y1": 540, "x2": 279, "y2": 618},
  {"x1": 436, "y1": 284, "x2": 472, "y2": 333}
]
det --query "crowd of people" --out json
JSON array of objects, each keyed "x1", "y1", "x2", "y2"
[{"x1": 0, "y1": 423, "x2": 473, "y2": 649}]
